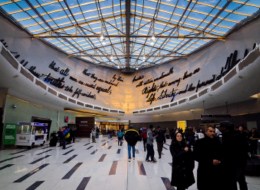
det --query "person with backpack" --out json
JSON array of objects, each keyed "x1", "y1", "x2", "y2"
[
  {"x1": 117, "y1": 129, "x2": 124, "y2": 146},
  {"x1": 124, "y1": 126, "x2": 140, "y2": 162},
  {"x1": 60, "y1": 126, "x2": 70, "y2": 149},
  {"x1": 155, "y1": 126, "x2": 166, "y2": 159}
]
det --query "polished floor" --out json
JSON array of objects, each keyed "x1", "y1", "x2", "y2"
[{"x1": 0, "y1": 136, "x2": 260, "y2": 190}]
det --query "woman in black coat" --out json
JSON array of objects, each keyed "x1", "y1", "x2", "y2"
[{"x1": 170, "y1": 132, "x2": 195, "y2": 190}]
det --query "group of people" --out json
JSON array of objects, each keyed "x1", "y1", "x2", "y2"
[
  {"x1": 55, "y1": 123, "x2": 257, "y2": 190},
  {"x1": 49, "y1": 126, "x2": 77, "y2": 149},
  {"x1": 123, "y1": 125, "x2": 167, "y2": 162},
  {"x1": 123, "y1": 122, "x2": 256, "y2": 190},
  {"x1": 169, "y1": 121, "x2": 255, "y2": 190}
]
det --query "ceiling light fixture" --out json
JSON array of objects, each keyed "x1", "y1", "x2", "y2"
[
  {"x1": 151, "y1": 34, "x2": 156, "y2": 42},
  {"x1": 142, "y1": 47, "x2": 146, "y2": 61},
  {"x1": 150, "y1": 39, "x2": 155, "y2": 46},
  {"x1": 102, "y1": 39, "x2": 106, "y2": 45},
  {"x1": 110, "y1": 55, "x2": 114, "y2": 61},
  {"x1": 150, "y1": 19, "x2": 156, "y2": 45},
  {"x1": 142, "y1": 55, "x2": 146, "y2": 61},
  {"x1": 100, "y1": 34, "x2": 105, "y2": 42}
]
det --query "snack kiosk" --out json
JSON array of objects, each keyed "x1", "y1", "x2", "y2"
[{"x1": 16, "y1": 122, "x2": 48, "y2": 148}]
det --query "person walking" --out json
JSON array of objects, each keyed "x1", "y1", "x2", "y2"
[
  {"x1": 170, "y1": 132, "x2": 195, "y2": 190},
  {"x1": 57, "y1": 127, "x2": 63, "y2": 147},
  {"x1": 70, "y1": 126, "x2": 77, "y2": 143},
  {"x1": 124, "y1": 126, "x2": 140, "y2": 162},
  {"x1": 117, "y1": 129, "x2": 124, "y2": 146},
  {"x1": 155, "y1": 126, "x2": 166, "y2": 159},
  {"x1": 141, "y1": 127, "x2": 148, "y2": 151},
  {"x1": 96, "y1": 126, "x2": 100, "y2": 139},
  {"x1": 234, "y1": 125, "x2": 249, "y2": 190},
  {"x1": 91, "y1": 127, "x2": 96, "y2": 143},
  {"x1": 248, "y1": 128, "x2": 259, "y2": 157},
  {"x1": 146, "y1": 125, "x2": 156, "y2": 162},
  {"x1": 219, "y1": 122, "x2": 249, "y2": 190},
  {"x1": 193, "y1": 125, "x2": 223, "y2": 190}
]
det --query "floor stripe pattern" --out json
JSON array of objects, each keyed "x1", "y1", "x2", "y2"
[
  {"x1": 14, "y1": 164, "x2": 49, "y2": 183},
  {"x1": 63, "y1": 149, "x2": 74, "y2": 155},
  {"x1": 62, "y1": 162, "x2": 82, "y2": 179},
  {"x1": 109, "y1": 161, "x2": 118, "y2": 175},
  {"x1": 63, "y1": 155, "x2": 77, "y2": 164},
  {"x1": 0, "y1": 164, "x2": 14, "y2": 170},
  {"x1": 98, "y1": 154, "x2": 106, "y2": 162},
  {"x1": 29, "y1": 155, "x2": 51, "y2": 164},
  {"x1": 76, "y1": 177, "x2": 91, "y2": 190},
  {"x1": 9, "y1": 149, "x2": 29, "y2": 155},
  {"x1": 26, "y1": 181, "x2": 44, "y2": 190},
  {"x1": 0, "y1": 155, "x2": 24, "y2": 163}
]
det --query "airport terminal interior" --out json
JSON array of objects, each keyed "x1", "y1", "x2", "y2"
[{"x1": 0, "y1": 0, "x2": 260, "y2": 189}]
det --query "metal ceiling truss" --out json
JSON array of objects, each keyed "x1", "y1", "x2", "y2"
[{"x1": 0, "y1": 0, "x2": 259, "y2": 71}]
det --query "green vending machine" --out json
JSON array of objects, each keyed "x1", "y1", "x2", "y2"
[{"x1": 3, "y1": 123, "x2": 17, "y2": 145}]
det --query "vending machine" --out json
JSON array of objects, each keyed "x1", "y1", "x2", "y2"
[{"x1": 16, "y1": 122, "x2": 48, "y2": 148}]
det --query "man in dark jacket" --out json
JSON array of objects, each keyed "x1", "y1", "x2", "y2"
[
  {"x1": 155, "y1": 126, "x2": 166, "y2": 159},
  {"x1": 124, "y1": 126, "x2": 140, "y2": 162},
  {"x1": 193, "y1": 125, "x2": 223, "y2": 190},
  {"x1": 219, "y1": 121, "x2": 249, "y2": 190}
]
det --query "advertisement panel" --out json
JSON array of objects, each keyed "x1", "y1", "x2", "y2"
[{"x1": 3, "y1": 123, "x2": 16, "y2": 145}]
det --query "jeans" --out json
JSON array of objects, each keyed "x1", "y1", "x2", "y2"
[
  {"x1": 127, "y1": 144, "x2": 135, "y2": 159},
  {"x1": 146, "y1": 144, "x2": 155, "y2": 161},
  {"x1": 157, "y1": 142, "x2": 163, "y2": 158}
]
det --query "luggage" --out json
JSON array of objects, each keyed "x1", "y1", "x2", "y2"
[
  {"x1": 49, "y1": 138, "x2": 57, "y2": 147},
  {"x1": 49, "y1": 132, "x2": 58, "y2": 147}
]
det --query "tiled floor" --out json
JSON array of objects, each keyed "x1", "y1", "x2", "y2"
[{"x1": 0, "y1": 136, "x2": 259, "y2": 190}]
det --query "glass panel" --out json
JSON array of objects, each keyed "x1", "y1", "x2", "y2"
[
  {"x1": 17, "y1": 124, "x2": 32, "y2": 134},
  {"x1": 0, "y1": 0, "x2": 258, "y2": 69}
]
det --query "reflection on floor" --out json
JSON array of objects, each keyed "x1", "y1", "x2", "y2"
[{"x1": 0, "y1": 136, "x2": 260, "y2": 190}]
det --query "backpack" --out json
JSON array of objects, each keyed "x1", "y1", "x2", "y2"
[
  {"x1": 118, "y1": 131, "x2": 124, "y2": 138},
  {"x1": 142, "y1": 131, "x2": 147, "y2": 139}
]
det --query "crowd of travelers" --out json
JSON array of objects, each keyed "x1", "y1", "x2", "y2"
[
  {"x1": 117, "y1": 122, "x2": 259, "y2": 190},
  {"x1": 170, "y1": 122, "x2": 259, "y2": 190},
  {"x1": 48, "y1": 122, "x2": 259, "y2": 190}
]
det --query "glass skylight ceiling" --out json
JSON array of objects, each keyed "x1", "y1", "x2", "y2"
[{"x1": 0, "y1": 0, "x2": 259, "y2": 71}]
